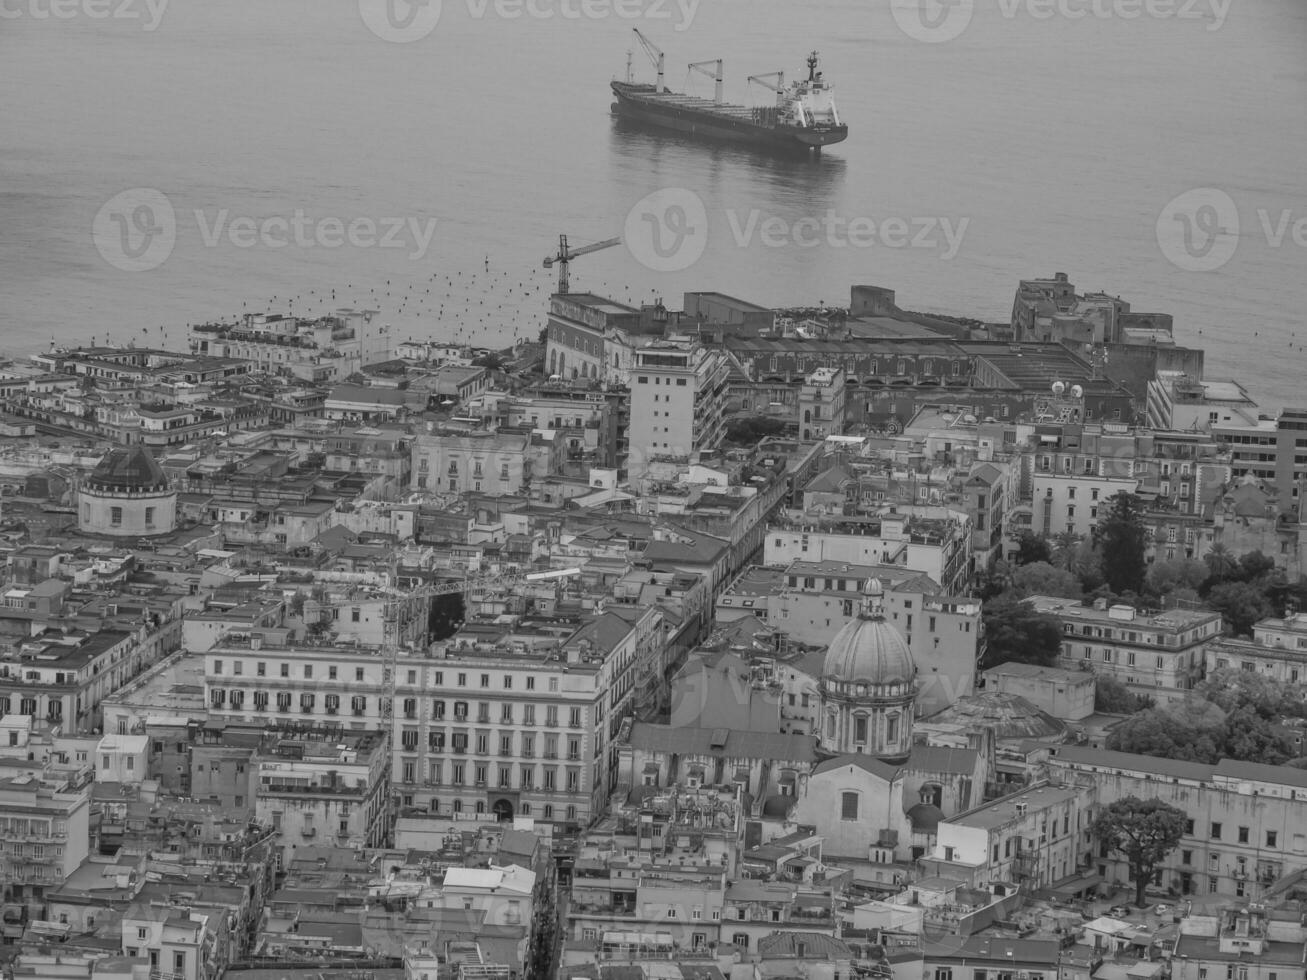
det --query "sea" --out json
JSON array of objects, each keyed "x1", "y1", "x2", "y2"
[{"x1": 1, "y1": 0, "x2": 1304, "y2": 409}]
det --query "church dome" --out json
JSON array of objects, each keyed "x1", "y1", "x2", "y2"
[
  {"x1": 821, "y1": 578, "x2": 916, "y2": 686},
  {"x1": 84, "y1": 445, "x2": 169, "y2": 493}
]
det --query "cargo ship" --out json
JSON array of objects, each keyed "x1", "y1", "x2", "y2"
[{"x1": 610, "y1": 30, "x2": 848, "y2": 154}]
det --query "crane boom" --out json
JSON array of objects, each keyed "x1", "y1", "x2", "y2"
[
  {"x1": 747, "y1": 70, "x2": 785, "y2": 93},
  {"x1": 688, "y1": 59, "x2": 723, "y2": 104},
  {"x1": 632, "y1": 28, "x2": 664, "y2": 92},
  {"x1": 542, "y1": 234, "x2": 622, "y2": 295}
]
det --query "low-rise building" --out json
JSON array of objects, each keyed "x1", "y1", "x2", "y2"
[{"x1": 1027, "y1": 595, "x2": 1222, "y2": 702}]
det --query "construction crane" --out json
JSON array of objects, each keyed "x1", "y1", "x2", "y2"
[
  {"x1": 688, "y1": 59, "x2": 723, "y2": 104},
  {"x1": 543, "y1": 234, "x2": 621, "y2": 295},
  {"x1": 630, "y1": 27, "x2": 665, "y2": 92}
]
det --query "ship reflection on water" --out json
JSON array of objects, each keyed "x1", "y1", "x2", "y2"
[{"x1": 606, "y1": 115, "x2": 849, "y2": 207}]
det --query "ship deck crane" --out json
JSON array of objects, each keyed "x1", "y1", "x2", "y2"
[
  {"x1": 630, "y1": 27, "x2": 665, "y2": 92},
  {"x1": 747, "y1": 70, "x2": 785, "y2": 93},
  {"x1": 687, "y1": 59, "x2": 723, "y2": 104},
  {"x1": 543, "y1": 234, "x2": 621, "y2": 295}
]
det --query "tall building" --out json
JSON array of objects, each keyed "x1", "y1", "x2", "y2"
[
  {"x1": 627, "y1": 340, "x2": 729, "y2": 478},
  {"x1": 798, "y1": 367, "x2": 846, "y2": 441}
]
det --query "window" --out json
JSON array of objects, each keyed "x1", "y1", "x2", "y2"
[
  {"x1": 1211, "y1": 822, "x2": 1222, "y2": 840},
  {"x1": 213, "y1": 660, "x2": 223, "y2": 675},
  {"x1": 841, "y1": 791, "x2": 858, "y2": 820},
  {"x1": 1268, "y1": 831, "x2": 1279, "y2": 848},
  {"x1": 1238, "y1": 826, "x2": 1249, "y2": 844},
  {"x1": 110, "y1": 506, "x2": 123, "y2": 526},
  {"x1": 356, "y1": 667, "x2": 365, "y2": 682}
]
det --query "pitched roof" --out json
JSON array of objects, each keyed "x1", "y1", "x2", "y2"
[
  {"x1": 812, "y1": 753, "x2": 901, "y2": 783},
  {"x1": 907, "y1": 744, "x2": 979, "y2": 775},
  {"x1": 626, "y1": 722, "x2": 818, "y2": 764},
  {"x1": 758, "y1": 931, "x2": 852, "y2": 960},
  {"x1": 1050, "y1": 745, "x2": 1216, "y2": 782}
]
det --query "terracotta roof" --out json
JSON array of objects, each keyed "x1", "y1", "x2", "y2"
[{"x1": 85, "y1": 445, "x2": 169, "y2": 492}]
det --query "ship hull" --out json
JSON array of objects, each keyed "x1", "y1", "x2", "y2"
[{"x1": 610, "y1": 81, "x2": 847, "y2": 152}]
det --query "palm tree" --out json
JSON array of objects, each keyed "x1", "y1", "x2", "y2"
[
  {"x1": 1050, "y1": 530, "x2": 1082, "y2": 571},
  {"x1": 1204, "y1": 542, "x2": 1240, "y2": 583}
]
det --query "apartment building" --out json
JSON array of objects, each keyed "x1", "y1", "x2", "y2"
[
  {"x1": 1030, "y1": 473, "x2": 1138, "y2": 539},
  {"x1": 204, "y1": 606, "x2": 662, "y2": 827},
  {"x1": 411, "y1": 430, "x2": 531, "y2": 494},
  {"x1": 1206, "y1": 612, "x2": 1307, "y2": 684},
  {"x1": 1027, "y1": 596, "x2": 1223, "y2": 702},
  {"x1": 1172, "y1": 904, "x2": 1307, "y2": 980},
  {"x1": 798, "y1": 367, "x2": 847, "y2": 442},
  {"x1": 1213, "y1": 406, "x2": 1307, "y2": 504},
  {"x1": 254, "y1": 729, "x2": 390, "y2": 866},
  {"x1": 627, "y1": 340, "x2": 730, "y2": 478},
  {"x1": 120, "y1": 907, "x2": 220, "y2": 980},
  {"x1": 1049, "y1": 746, "x2": 1307, "y2": 899},
  {"x1": 923, "y1": 780, "x2": 1094, "y2": 892},
  {"x1": 0, "y1": 774, "x2": 91, "y2": 912},
  {"x1": 765, "y1": 513, "x2": 971, "y2": 597}
]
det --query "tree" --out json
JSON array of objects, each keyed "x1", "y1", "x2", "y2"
[
  {"x1": 978, "y1": 596, "x2": 1064, "y2": 670},
  {"x1": 1203, "y1": 544, "x2": 1241, "y2": 588},
  {"x1": 472, "y1": 353, "x2": 504, "y2": 370},
  {"x1": 725, "y1": 416, "x2": 787, "y2": 445},
  {"x1": 1221, "y1": 706, "x2": 1294, "y2": 765},
  {"x1": 1194, "y1": 668, "x2": 1303, "y2": 719},
  {"x1": 1010, "y1": 562, "x2": 1083, "y2": 600},
  {"x1": 1013, "y1": 531, "x2": 1053, "y2": 567},
  {"x1": 1092, "y1": 797, "x2": 1187, "y2": 907},
  {"x1": 1095, "y1": 492, "x2": 1148, "y2": 595},
  {"x1": 1145, "y1": 558, "x2": 1209, "y2": 597},
  {"x1": 1049, "y1": 530, "x2": 1083, "y2": 571},
  {"x1": 1206, "y1": 581, "x2": 1273, "y2": 637},
  {"x1": 1239, "y1": 550, "x2": 1278, "y2": 583},
  {"x1": 1106, "y1": 705, "x2": 1224, "y2": 763},
  {"x1": 1096, "y1": 675, "x2": 1155, "y2": 714}
]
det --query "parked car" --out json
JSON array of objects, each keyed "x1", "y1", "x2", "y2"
[
  {"x1": 1109, "y1": 905, "x2": 1132, "y2": 918},
  {"x1": 1154, "y1": 904, "x2": 1171, "y2": 915}
]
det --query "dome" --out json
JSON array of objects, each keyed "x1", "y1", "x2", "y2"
[
  {"x1": 821, "y1": 578, "x2": 916, "y2": 686},
  {"x1": 921, "y1": 692, "x2": 1067, "y2": 743},
  {"x1": 907, "y1": 802, "x2": 945, "y2": 833},
  {"x1": 84, "y1": 445, "x2": 169, "y2": 493}
]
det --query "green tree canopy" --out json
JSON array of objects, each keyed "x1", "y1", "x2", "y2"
[
  {"x1": 1106, "y1": 706, "x2": 1224, "y2": 763},
  {"x1": 979, "y1": 596, "x2": 1064, "y2": 670},
  {"x1": 1092, "y1": 797, "x2": 1187, "y2": 906}
]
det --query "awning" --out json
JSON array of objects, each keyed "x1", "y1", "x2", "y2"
[{"x1": 1047, "y1": 872, "x2": 1103, "y2": 897}]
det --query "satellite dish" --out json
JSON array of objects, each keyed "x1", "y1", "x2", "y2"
[
  {"x1": 1071, "y1": 384, "x2": 1084, "y2": 399},
  {"x1": 1051, "y1": 380, "x2": 1066, "y2": 396}
]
